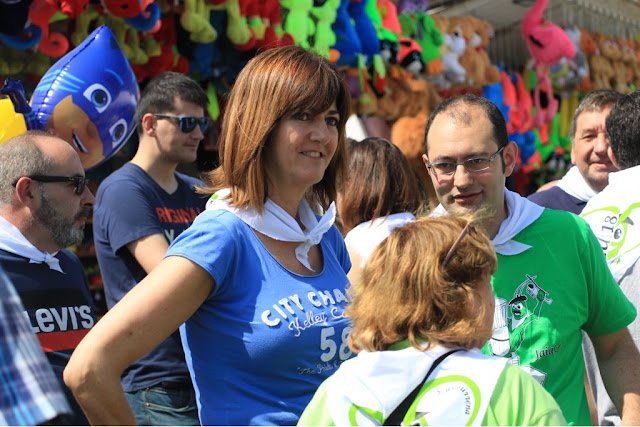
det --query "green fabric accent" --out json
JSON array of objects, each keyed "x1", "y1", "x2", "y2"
[
  {"x1": 298, "y1": 360, "x2": 567, "y2": 426},
  {"x1": 483, "y1": 364, "x2": 567, "y2": 425}
]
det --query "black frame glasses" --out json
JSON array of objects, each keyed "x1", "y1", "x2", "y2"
[
  {"x1": 427, "y1": 146, "x2": 505, "y2": 177},
  {"x1": 153, "y1": 114, "x2": 209, "y2": 133},
  {"x1": 23, "y1": 175, "x2": 88, "y2": 195}
]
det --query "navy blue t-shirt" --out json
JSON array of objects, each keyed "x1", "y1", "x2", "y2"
[
  {"x1": 93, "y1": 162, "x2": 207, "y2": 392},
  {"x1": 0, "y1": 248, "x2": 96, "y2": 425},
  {"x1": 527, "y1": 186, "x2": 586, "y2": 215}
]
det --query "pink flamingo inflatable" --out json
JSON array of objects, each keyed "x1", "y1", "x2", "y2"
[{"x1": 521, "y1": 0, "x2": 575, "y2": 127}]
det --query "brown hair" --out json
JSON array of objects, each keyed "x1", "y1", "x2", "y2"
[
  {"x1": 339, "y1": 137, "x2": 421, "y2": 235},
  {"x1": 346, "y1": 216, "x2": 497, "y2": 353},
  {"x1": 200, "y1": 46, "x2": 351, "y2": 213}
]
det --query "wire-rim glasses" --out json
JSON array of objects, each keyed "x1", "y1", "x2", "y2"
[{"x1": 427, "y1": 146, "x2": 505, "y2": 177}]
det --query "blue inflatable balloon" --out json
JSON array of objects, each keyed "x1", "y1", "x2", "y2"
[{"x1": 30, "y1": 25, "x2": 139, "y2": 170}]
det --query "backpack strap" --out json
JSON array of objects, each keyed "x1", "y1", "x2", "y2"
[{"x1": 383, "y1": 348, "x2": 464, "y2": 426}]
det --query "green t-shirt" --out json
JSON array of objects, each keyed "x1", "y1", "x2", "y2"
[
  {"x1": 482, "y1": 209, "x2": 636, "y2": 426},
  {"x1": 298, "y1": 363, "x2": 566, "y2": 426}
]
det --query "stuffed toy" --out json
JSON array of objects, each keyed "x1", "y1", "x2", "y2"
[
  {"x1": 561, "y1": 25, "x2": 589, "y2": 91},
  {"x1": 396, "y1": 36, "x2": 424, "y2": 77},
  {"x1": 575, "y1": 27, "x2": 596, "y2": 92},
  {"x1": 281, "y1": 0, "x2": 314, "y2": 49},
  {"x1": 248, "y1": 0, "x2": 292, "y2": 49},
  {"x1": 331, "y1": 0, "x2": 361, "y2": 66},
  {"x1": 124, "y1": 0, "x2": 161, "y2": 32},
  {"x1": 101, "y1": 0, "x2": 142, "y2": 18},
  {"x1": 390, "y1": 109, "x2": 439, "y2": 210},
  {"x1": 457, "y1": 16, "x2": 499, "y2": 87},
  {"x1": 435, "y1": 14, "x2": 466, "y2": 87},
  {"x1": 180, "y1": 0, "x2": 217, "y2": 43},
  {"x1": 309, "y1": 0, "x2": 339, "y2": 60},
  {"x1": 415, "y1": 12, "x2": 443, "y2": 75},
  {"x1": 521, "y1": 0, "x2": 574, "y2": 128},
  {"x1": 591, "y1": 32, "x2": 616, "y2": 90},
  {"x1": 220, "y1": 0, "x2": 256, "y2": 50},
  {"x1": 455, "y1": 16, "x2": 484, "y2": 87},
  {"x1": 349, "y1": 0, "x2": 380, "y2": 58},
  {"x1": 371, "y1": 0, "x2": 400, "y2": 65},
  {"x1": 28, "y1": 0, "x2": 70, "y2": 57},
  {"x1": 396, "y1": 1, "x2": 442, "y2": 75},
  {"x1": 71, "y1": 5, "x2": 102, "y2": 47}
]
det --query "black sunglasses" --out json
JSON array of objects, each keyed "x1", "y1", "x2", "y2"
[
  {"x1": 154, "y1": 114, "x2": 209, "y2": 133},
  {"x1": 23, "y1": 175, "x2": 88, "y2": 195}
]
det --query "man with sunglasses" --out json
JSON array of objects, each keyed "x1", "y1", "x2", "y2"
[
  {"x1": 92, "y1": 72, "x2": 208, "y2": 425},
  {"x1": 0, "y1": 130, "x2": 97, "y2": 425},
  {"x1": 422, "y1": 94, "x2": 640, "y2": 426}
]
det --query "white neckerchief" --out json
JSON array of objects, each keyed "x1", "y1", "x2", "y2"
[
  {"x1": 345, "y1": 212, "x2": 416, "y2": 268},
  {"x1": 326, "y1": 344, "x2": 506, "y2": 426},
  {"x1": 432, "y1": 189, "x2": 543, "y2": 255},
  {"x1": 0, "y1": 216, "x2": 63, "y2": 273},
  {"x1": 556, "y1": 166, "x2": 598, "y2": 202},
  {"x1": 206, "y1": 188, "x2": 335, "y2": 271},
  {"x1": 581, "y1": 165, "x2": 640, "y2": 280}
]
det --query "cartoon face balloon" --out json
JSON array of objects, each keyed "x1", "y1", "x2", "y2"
[{"x1": 30, "y1": 25, "x2": 139, "y2": 170}]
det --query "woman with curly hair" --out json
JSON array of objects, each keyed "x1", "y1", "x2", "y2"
[{"x1": 299, "y1": 216, "x2": 566, "y2": 426}]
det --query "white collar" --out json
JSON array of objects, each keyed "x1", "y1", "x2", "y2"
[
  {"x1": 206, "y1": 188, "x2": 336, "y2": 271},
  {"x1": 432, "y1": 189, "x2": 543, "y2": 255},
  {"x1": 0, "y1": 216, "x2": 63, "y2": 273}
]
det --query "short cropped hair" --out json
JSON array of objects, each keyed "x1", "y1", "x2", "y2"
[
  {"x1": 606, "y1": 91, "x2": 640, "y2": 169},
  {"x1": 568, "y1": 89, "x2": 622, "y2": 143},
  {"x1": 424, "y1": 94, "x2": 509, "y2": 155},
  {"x1": 136, "y1": 72, "x2": 208, "y2": 135},
  {"x1": 346, "y1": 216, "x2": 497, "y2": 352},
  {"x1": 201, "y1": 46, "x2": 351, "y2": 213},
  {"x1": 339, "y1": 137, "x2": 421, "y2": 234},
  {"x1": 0, "y1": 130, "x2": 54, "y2": 205}
]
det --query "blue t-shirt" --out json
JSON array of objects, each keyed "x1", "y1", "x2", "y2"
[
  {"x1": 166, "y1": 209, "x2": 353, "y2": 426},
  {"x1": 527, "y1": 186, "x2": 586, "y2": 215},
  {"x1": 0, "y1": 248, "x2": 96, "y2": 425},
  {"x1": 93, "y1": 162, "x2": 207, "y2": 391}
]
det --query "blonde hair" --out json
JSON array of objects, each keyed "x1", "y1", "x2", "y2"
[
  {"x1": 346, "y1": 215, "x2": 497, "y2": 352},
  {"x1": 200, "y1": 46, "x2": 350, "y2": 213}
]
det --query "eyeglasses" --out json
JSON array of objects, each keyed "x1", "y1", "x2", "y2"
[
  {"x1": 443, "y1": 221, "x2": 474, "y2": 266},
  {"x1": 20, "y1": 175, "x2": 89, "y2": 195},
  {"x1": 427, "y1": 146, "x2": 505, "y2": 177},
  {"x1": 153, "y1": 114, "x2": 209, "y2": 133}
]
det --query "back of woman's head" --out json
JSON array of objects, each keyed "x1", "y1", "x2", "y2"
[
  {"x1": 339, "y1": 137, "x2": 421, "y2": 234},
  {"x1": 203, "y1": 46, "x2": 351, "y2": 212},
  {"x1": 346, "y1": 216, "x2": 497, "y2": 352}
]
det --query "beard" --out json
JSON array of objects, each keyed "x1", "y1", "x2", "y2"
[{"x1": 34, "y1": 192, "x2": 89, "y2": 248}]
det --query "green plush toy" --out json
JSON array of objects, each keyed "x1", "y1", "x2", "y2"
[
  {"x1": 310, "y1": 0, "x2": 340, "y2": 60},
  {"x1": 281, "y1": 0, "x2": 315, "y2": 49},
  {"x1": 417, "y1": 14, "x2": 443, "y2": 74}
]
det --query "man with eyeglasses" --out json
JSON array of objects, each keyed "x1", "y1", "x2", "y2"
[
  {"x1": 0, "y1": 130, "x2": 97, "y2": 425},
  {"x1": 92, "y1": 72, "x2": 208, "y2": 425},
  {"x1": 422, "y1": 94, "x2": 640, "y2": 425}
]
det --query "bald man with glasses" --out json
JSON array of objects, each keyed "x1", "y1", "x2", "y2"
[
  {"x1": 0, "y1": 130, "x2": 97, "y2": 425},
  {"x1": 92, "y1": 71, "x2": 208, "y2": 425}
]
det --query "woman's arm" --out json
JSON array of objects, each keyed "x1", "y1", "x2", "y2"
[{"x1": 64, "y1": 256, "x2": 215, "y2": 425}]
